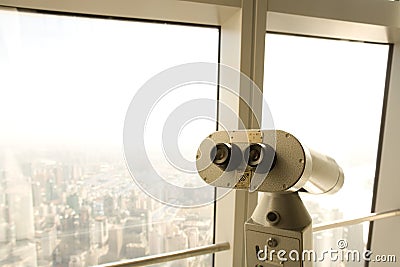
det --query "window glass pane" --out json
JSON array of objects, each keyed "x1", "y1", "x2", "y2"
[
  {"x1": 263, "y1": 33, "x2": 388, "y2": 266},
  {"x1": 0, "y1": 9, "x2": 218, "y2": 267}
]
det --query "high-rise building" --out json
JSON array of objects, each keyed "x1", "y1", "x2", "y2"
[
  {"x1": 5, "y1": 175, "x2": 34, "y2": 240},
  {"x1": 149, "y1": 230, "x2": 164, "y2": 255},
  {"x1": 107, "y1": 224, "x2": 123, "y2": 260},
  {"x1": 123, "y1": 217, "x2": 145, "y2": 246},
  {"x1": 94, "y1": 216, "x2": 108, "y2": 247},
  {"x1": 92, "y1": 200, "x2": 104, "y2": 217},
  {"x1": 45, "y1": 179, "x2": 55, "y2": 202},
  {"x1": 103, "y1": 195, "x2": 115, "y2": 217},
  {"x1": 0, "y1": 153, "x2": 38, "y2": 267},
  {"x1": 184, "y1": 227, "x2": 199, "y2": 249},
  {"x1": 67, "y1": 193, "x2": 81, "y2": 213},
  {"x1": 79, "y1": 205, "x2": 91, "y2": 249},
  {"x1": 32, "y1": 181, "x2": 42, "y2": 207},
  {"x1": 38, "y1": 226, "x2": 57, "y2": 260}
]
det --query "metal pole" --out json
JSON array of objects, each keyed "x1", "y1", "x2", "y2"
[
  {"x1": 100, "y1": 242, "x2": 230, "y2": 267},
  {"x1": 312, "y1": 209, "x2": 400, "y2": 232}
]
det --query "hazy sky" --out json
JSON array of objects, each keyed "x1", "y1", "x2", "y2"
[
  {"x1": 262, "y1": 34, "x2": 389, "y2": 224},
  {"x1": 0, "y1": 9, "x2": 219, "y2": 151}
]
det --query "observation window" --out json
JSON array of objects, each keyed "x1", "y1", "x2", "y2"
[
  {"x1": 262, "y1": 33, "x2": 389, "y2": 266},
  {"x1": 0, "y1": 9, "x2": 219, "y2": 267}
]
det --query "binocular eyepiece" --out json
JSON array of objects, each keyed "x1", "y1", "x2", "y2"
[
  {"x1": 210, "y1": 143, "x2": 231, "y2": 166},
  {"x1": 210, "y1": 142, "x2": 276, "y2": 173}
]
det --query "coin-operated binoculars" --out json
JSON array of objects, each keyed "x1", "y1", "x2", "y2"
[{"x1": 196, "y1": 130, "x2": 344, "y2": 267}]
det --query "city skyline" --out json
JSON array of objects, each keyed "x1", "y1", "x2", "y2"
[{"x1": 0, "y1": 148, "x2": 214, "y2": 267}]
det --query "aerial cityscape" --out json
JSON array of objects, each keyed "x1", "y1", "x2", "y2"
[
  {"x1": 0, "y1": 148, "x2": 214, "y2": 267},
  {"x1": 0, "y1": 147, "x2": 370, "y2": 267}
]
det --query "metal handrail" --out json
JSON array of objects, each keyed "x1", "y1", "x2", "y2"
[
  {"x1": 100, "y1": 242, "x2": 230, "y2": 267},
  {"x1": 99, "y1": 209, "x2": 400, "y2": 267},
  {"x1": 313, "y1": 209, "x2": 400, "y2": 232}
]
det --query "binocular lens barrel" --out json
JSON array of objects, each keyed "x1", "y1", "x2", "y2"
[{"x1": 211, "y1": 143, "x2": 231, "y2": 166}]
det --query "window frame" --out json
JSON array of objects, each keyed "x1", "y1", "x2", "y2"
[{"x1": 0, "y1": 0, "x2": 399, "y2": 266}]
